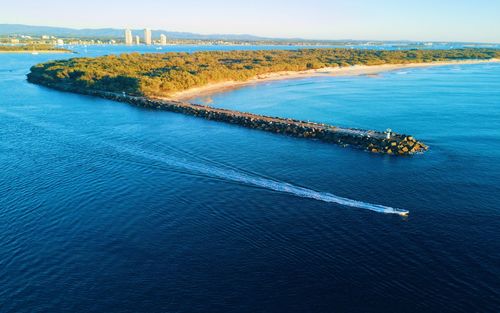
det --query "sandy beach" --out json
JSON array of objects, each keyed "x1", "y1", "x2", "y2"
[{"x1": 169, "y1": 59, "x2": 500, "y2": 101}]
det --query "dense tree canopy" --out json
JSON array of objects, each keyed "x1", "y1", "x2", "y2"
[{"x1": 28, "y1": 48, "x2": 500, "y2": 97}]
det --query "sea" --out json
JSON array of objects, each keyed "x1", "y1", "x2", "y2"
[{"x1": 0, "y1": 44, "x2": 499, "y2": 312}]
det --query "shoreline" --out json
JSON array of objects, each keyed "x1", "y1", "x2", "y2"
[
  {"x1": 26, "y1": 81, "x2": 429, "y2": 156},
  {"x1": 169, "y1": 59, "x2": 500, "y2": 101},
  {"x1": 26, "y1": 78, "x2": 429, "y2": 156},
  {"x1": 0, "y1": 50, "x2": 71, "y2": 54},
  {"x1": 27, "y1": 55, "x2": 499, "y2": 156}
]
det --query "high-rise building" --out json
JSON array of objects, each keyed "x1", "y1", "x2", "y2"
[
  {"x1": 135, "y1": 35, "x2": 140, "y2": 45},
  {"x1": 160, "y1": 34, "x2": 167, "y2": 45},
  {"x1": 144, "y1": 28, "x2": 152, "y2": 45},
  {"x1": 124, "y1": 29, "x2": 133, "y2": 45}
]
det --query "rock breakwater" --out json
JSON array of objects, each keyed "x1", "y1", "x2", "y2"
[{"x1": 26, "y1": 78, "x2": 428, "y2": 155}]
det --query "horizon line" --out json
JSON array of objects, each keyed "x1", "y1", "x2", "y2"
[{"x1": 1, "y1": 23, "x2": 500, "y2": 45}]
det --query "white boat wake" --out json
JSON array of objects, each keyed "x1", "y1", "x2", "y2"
[
  {"x1": 111, "y1": 143, "x2": 410, "y2": 216},
  {"x1": 1, "y1": 109, "x2": 409, "y2": 216}
]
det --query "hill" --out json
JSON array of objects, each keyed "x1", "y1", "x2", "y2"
[
  {"x1": 27, "y1": 48, "x2": 500, "y2": 98},
  {"x1": 0, "y1": 24, "x2": 268, "y2": 41}
]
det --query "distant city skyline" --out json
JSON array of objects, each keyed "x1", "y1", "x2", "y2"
[
  {"x1": 2, "y1": 0, "x2": 500, "y2": 43},
  {"x1": 144, "y1": 28, "x2": 152, "y2": 45},
  {"x1": 124, "y1": 29, "x2": 133, "y2": 45},
  {"x1": 125, "y1": 29, "x2": 165, "y2": 46}
]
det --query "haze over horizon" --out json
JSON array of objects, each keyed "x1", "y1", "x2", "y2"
[{"x1": 2, "y1": 0, "x2": 500, "y2": 43}]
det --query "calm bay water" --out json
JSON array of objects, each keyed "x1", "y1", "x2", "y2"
[{"x1": 0, "y1": 45, "x2": 499, "y2": 312}]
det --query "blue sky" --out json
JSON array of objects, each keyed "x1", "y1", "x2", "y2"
[{"x1": 3, "y1": 0, "x2": 500, "y2": 42}]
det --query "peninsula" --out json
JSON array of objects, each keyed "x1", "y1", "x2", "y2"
[
  {"x1": 27, "y1": 48, "x2": 500, "y2": 155},
  {"x1": 0, "y1": 44, "x2": 71, "y2": 53}
]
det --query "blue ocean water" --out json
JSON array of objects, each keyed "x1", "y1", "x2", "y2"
[{"x1": 0, "y1": 46, "x2": 499, "y2": 312}]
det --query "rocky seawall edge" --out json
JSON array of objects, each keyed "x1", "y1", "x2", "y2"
[{"x1": 26, "y1": 77, "x2": 428, "y2": 156}]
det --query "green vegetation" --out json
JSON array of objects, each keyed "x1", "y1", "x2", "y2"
[
  {"x1": 28, "y1": 48, "x2": 500, "y2": 97},
  {"x1": 0, "y1": 44, "x2": 70, "y2": 52}
]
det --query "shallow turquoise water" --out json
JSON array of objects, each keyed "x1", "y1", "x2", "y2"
[{"x1": 0, "y1": 46, "x2": 499, "y2": 312}]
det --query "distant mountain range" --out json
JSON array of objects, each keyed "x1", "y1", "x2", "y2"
[
  {"x1": 4, "y1": 24, "x2": 491, "y2": 45},
  {"x1": 0, "y1": 24, "x2": 272, "y2": 41}
]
